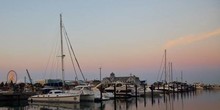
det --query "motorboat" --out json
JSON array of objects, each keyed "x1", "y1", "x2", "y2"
[
  {"x1": 68, "y1": 85, "x2": 94, "y2": 101},
  {"x1": 92, "y1": 87, "x2": 114, "y2": 101},
  {"x1": 138, "y1": 85, "x2": 162, "y2": 97},
  {"x1": 104, "y1": 81, "x2": 134, "y2": 98}
]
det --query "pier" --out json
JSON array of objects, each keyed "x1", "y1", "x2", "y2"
[{"x1": 0, "y1": 91, "x2": 35, "y2": 101}]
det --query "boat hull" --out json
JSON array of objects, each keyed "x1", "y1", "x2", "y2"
[{"x1": 28, "y1": 94, "x2": 80, "y2": 103}]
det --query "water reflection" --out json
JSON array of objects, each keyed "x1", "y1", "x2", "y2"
[
  {"x1": 28, "y1": 102, "x2": 105, "y2": 110},
  {"x1": 0, "y1": 90, "x2": 219, "y2": 110},
  {"x1": 30, "y1": 92, "x2": 194, "y2": 110},
  {"x1": 0, "y1": 100, "x2": 28, "y2": 110},
  {"x1": 107, "y1": 90, "x2": 219, "y2": 110}
]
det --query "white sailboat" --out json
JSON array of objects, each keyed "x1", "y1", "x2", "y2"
[
  {"x1": 29, "y1": 90, "x2": 79, "y2": 103},
  {"x1": 154, "y1": 49, "x2": 173, "y2": 92},
  {"x1": 29, "y1": 14, "x2": 80, "y2": 103}
]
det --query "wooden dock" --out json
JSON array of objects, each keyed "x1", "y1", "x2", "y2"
[{"x1": 0, "y1": 91, "x2": 35, "y2": 101}]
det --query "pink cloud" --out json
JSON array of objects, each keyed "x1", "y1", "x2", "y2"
[{"x1": 164, "y1": 28, "x2": 220, "y2": 49}]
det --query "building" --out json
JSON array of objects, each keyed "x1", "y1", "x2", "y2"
[
  {"x1": 35, "y1": 79, "x2": 62, "y2": 86},
  {"x1": 102, "y1": 72, "x2": 141, "y2": 86}
]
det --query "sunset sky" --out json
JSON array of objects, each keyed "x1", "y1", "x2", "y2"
[{"x1": 0, "y1": 0, "x2": 220, "y2": 84}]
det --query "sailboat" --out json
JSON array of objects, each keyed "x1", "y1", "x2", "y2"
[
  {"x1": 153, "y1": 49, "x2": 172, "y2": 93},
  {"x1": 28, "y1": 14, "x2": 80, "y2": 103},
  {"x1": 60, "y1": 19, "x2": 95, "y2": 101}
]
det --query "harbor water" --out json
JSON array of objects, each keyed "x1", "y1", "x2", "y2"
[{"x1": 0, "y1": 90, "x2": 220, "y2": 110}]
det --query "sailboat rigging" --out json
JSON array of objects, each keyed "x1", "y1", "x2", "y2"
[
  {"x1": 156, "y1": 49, "x2": 167, "y2": 83},
  {"x1": 153, "y1": 49, "x2": 171, "y2": 92},
  {"x1": 62, "y1": 25, "x2": 86, "y2": 81},
  {"x1": 28, "y1": 14, "x2": 80, "y2": 103},
  {"x1": 60, "y1": 14, "x2": 95, "y2": 101}
]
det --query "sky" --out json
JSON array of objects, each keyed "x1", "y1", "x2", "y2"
[{"x1": 0, "y1": 0, "x2": 220, "y2": 84}]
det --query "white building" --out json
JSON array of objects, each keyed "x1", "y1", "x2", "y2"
[{"x1": 102, "y1": 72, "x2": 141, "y2": 86}]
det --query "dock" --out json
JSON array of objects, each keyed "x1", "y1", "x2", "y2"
[{"x1": 0, "y1": 91, "x2": 35, "y2": 101}]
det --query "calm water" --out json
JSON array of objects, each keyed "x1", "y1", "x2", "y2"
[{"x1": 0, "y1": 90, "x2": 220, "y2": 110}]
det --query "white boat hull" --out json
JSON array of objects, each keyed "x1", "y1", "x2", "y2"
[{"x1": 28, "y1": 94, "x2": 80, "y2": 103}]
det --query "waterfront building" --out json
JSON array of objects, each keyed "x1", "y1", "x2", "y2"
[{"x1": 102, "y1": 72, "x2": 141, "y2": 86}]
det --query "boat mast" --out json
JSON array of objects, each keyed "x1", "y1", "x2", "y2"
[
  {"x1": 181, "y1": 71, "x2": 183, "y2": 83},
  {"x1": 171, "y1": 62, "x2": 173, "y2": 82},
  {"x1": 168, "y1": 62, "x2": 171, "y2": 83},
  {"x1": 60, "y1": 14, "x2": 65, "y2": 89},
  {"x1": 165, "y1": 49, "x2": 167, "y2": 83}
]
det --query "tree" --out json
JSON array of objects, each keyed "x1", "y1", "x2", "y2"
[
  {"x1": 34, "y1": 83, "x2": 43, "y2": 88},
  {"x1": 0, "y1": 82, "x2": 4, "y2": 87},
  {"x1": 10, "y1": 80, "x2": 14, "y2": 87}
]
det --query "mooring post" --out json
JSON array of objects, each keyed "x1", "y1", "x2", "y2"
[
  {"x1": 144, "y1": 84, "x2": 146, "y2": 107},
  {"x1": 151, "y1": 85, "x2": 155, "y2": 105},
  {"x1": 186, "y1": 84, "x2": 189, "y2": 93},
  {"x1": 113, "y1": 83, "x2": 116, "y2": 110},
  {"x1": 163, "y1": 84, "x2": 165, "y2": 94},
  {"x1": 194, "y1": 84, "x2": 197, "y2": 91},
  {"x1": 126, "y1": 84, "x2": 128, "y2": 98},
  {"x1": 100, "y1": 101, "x2": 103, "y2": 110},
  {"x1": 176, "y1": 83, "x2": 179, "y2": 94},
  {"x1": 151, "y1": 85, "x2": 154, "y2": 99},
  {"x1": 193, "y1": 84, "x2": 196, "y2": 96},
  {"x1": 168, "y1": 83, "x2": 170, "y2": 94},
  {"x1": 135, "y1": 84, "x2": 138, "y2": 108},
  {"x1": 163, "y1": 84, "x2": 166, "y2": 103},
  {"x1": 100, "y1": 84, "x2": 103, "y2": 101},
  {"x1": 135, "y1": 84, "x2": 138, "y2": 97},
  {"x1": 181, "y1": 84, "x2": 183, "y2": 93},
  {"x1": 114, "y1": 84, "x2": 116, "y2": 99},
  {"x1": 158, "y1": 83, "x2": 159, "y2": 90},
  {"x1": 17, "y1": 93, "x2": 21, "y2": 105}
]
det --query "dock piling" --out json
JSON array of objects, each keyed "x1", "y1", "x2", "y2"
[
  {"x1": 135, "y1": 84, "x2": 138, "y2": 97},
  {"x1": 150, "y1": 85, "x2": 154, "y2": 100},
  {"x1": 135, "y1": 84, "x2": 138, "y2": 107},
  {"x1": 163, "y1": 84, "x2": 165, "y2": 94},
  {"x1": 126, "y1": 84, "x2": 128, "y2": 98},
  {"x1": 114, "y1": 84, "x2": 116, "y2": 99},
  {"x1": 100, "y1": 84, "x2": 103, "y2": 101}
]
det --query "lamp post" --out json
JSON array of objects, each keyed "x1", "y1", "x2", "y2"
[{"x1": 99, "y1": 67, "x2": 102, "y2": 81}]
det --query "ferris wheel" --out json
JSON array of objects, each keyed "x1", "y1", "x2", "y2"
[{"x1": 7, "y1": 70, "x2": 17, "y2": 83}]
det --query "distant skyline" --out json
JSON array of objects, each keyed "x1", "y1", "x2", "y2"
[{"x1": 0, "y1": 0, "x2": 220, "y2": 84}]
